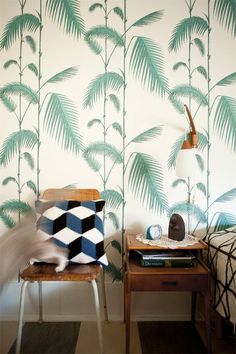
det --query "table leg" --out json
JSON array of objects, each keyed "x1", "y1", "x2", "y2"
[
  {"x1": 124, "y1": 272, "x2": 131, "y2": 354},
  {"x1": 215, "y1": 311, "x2": 223, "y2": 339},
  {"x1": 191, "y1": 291, "x2": 197, "y2": 322},
  {"x1": 204, "y1": 290, "x2": 212, "y2": 353}
]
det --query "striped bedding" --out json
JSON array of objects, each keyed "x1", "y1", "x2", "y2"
[{"x1": 204, "y1": 227, "x2": 236, "y2": 326}]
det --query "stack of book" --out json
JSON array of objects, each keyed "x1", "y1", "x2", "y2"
[{"x1": 132, "y1": 249, "x2": 195, "y2": 267}]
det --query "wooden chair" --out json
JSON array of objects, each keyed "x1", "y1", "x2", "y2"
[{"x1": 15, "y1": 188, "x2": 108, "y2": 354}]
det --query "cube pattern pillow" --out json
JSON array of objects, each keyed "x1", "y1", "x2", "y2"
[{"x1": 35, "y1": 199, "x2": 108, "y2": 266}]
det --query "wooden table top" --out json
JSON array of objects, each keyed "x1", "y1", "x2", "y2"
[{"x1": 126, "y1": 233, "x2": 208, "y2": 251}]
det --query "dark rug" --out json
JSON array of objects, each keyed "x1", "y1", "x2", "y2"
[
  {"x1": 138, "y1": 321, "x2": 207, "y2": 354},
  {"x1": 8, "y1": 322, "x2": 80, "y2": 354}
]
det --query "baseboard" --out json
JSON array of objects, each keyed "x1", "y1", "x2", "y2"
[{"x1": 0, "y1": 314, "x2": 193, "y2": 322}]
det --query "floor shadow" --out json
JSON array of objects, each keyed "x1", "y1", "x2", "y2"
[{"x1": 138, "y1": 321, "x2": 207, "y2": 354}]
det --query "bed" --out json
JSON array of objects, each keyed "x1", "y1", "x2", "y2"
[{"x1": 204, "y1": 226, "x2": 236, "y2": 329}]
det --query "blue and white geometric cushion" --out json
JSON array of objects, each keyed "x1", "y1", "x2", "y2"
[{"x1": 35, "y1": 199, "x2": 108, "y2": 266}]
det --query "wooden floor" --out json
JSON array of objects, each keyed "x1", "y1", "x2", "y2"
[{"x1": 0, "y1": 320, "x2": 235, "y2": 354}]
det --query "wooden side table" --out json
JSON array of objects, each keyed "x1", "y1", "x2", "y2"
[{"x1": 124, "y1": 234, "x2": 211, "y2": 354}]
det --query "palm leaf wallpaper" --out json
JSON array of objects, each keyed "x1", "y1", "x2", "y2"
[{"x1": 0, "y1": 0, "x2": 235, "y2": 285}]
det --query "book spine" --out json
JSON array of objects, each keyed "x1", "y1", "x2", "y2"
[{"x1": 141, "y1": 259, "x2": 194, "y2": 267}]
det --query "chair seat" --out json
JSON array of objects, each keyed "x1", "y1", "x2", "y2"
[{"x1": 21, "y1": 263, "x2": 101, "y2": 282}]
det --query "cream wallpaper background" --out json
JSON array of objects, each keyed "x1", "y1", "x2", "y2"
[{"x1": 0, "y1": 0, "x2": 235, "y2": 320}]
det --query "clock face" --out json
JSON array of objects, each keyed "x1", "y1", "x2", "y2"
[{"x1": 146, "y1": 224, "x2": 162, "y2": 240}]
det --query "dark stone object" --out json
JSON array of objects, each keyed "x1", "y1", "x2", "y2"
[{"x1": 168, "y1": 213, "x2": 185, "y2": 241}]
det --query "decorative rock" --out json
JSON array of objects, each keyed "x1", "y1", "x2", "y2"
[{"x1": 168, "y1": 213, "x2": 185, "y2": 241}]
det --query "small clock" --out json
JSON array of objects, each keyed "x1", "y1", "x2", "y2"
[{"x1": 146, "y1": 224, "x2": 162, "y2": 240}]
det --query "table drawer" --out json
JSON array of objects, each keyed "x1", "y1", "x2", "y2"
[{"x1": 130, "y1": 273, "x2": 209, "y2": 292}]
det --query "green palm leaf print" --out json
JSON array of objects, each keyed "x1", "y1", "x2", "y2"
[
  {"x1": 193, "y1": 38, "x2": 205, "y2": 55},
  {"x1": 84, "y1": 142, "x2": 123, "y2": 164},
  {"x1": 129, "y1": 36, "x2": 169, "y2": 97},
  {"x1": 26, "y1": 180, "x2": 37, "y2": 194},
  {"x1": 0, "y1": 200, "x2": 32, "y2": 228},
  {"x1": 1, "y1": 82, "x2": 38, "y2": 104},
  {"x1": 101, "y1": 189, "x2": 123, "y2": 209},
  {"x1": 196, "y1": 183, "x2": 207, "y2": 196},
  {"x1": 46, "y1": 66, "x2": 79, "y2": 84},
  {"x1": 131, "y1": 126, "x2": 162, "y2": 143},
  {"x1": 25, "y1": 35, "x2": 36, "y2": 53},
  {"x1": 170, "y1": 84, "x2": 208, "y2": 106},
  {"x1": 212, "y1": 212, "x2": 236, "y2": 232},
  {"x1": 132, "y1": 10, "x2": 163, "y2": 27},
  {"x1": 105, "y1": 262, "x2": 123, "y2": 282},
  {"x1": 108, "y1": 94, "x2": 120, "y2": 112},
  {"x1": 106, "y1": 211, "x2": 119, "y2": 229},
  {"x1": 89, "y1": 3, "x2": 103, "y2": 12},
  {"x1": 113, "y1": 7, "x2": 124, "y2": 20},
  {"x1": 22, "y1": 152, "x2": 34, "y2": 170},
  {"x1": 46, "y1": 0, "x2": 85, "y2": 37},
  {"x1": 213, "y1": 96, "x2": 236, "y2": 152},
  {"x1": 87, "y1": 118, "x2": 103, "y2": 128},
  {"x1": 215, "y1": 72, "x2": 236, "y2": 86},
  {"x1": 27, "y1": 63, "x2": 38, "y2": 77},
  {"x1": 128, "y1": 152, "x2": 168, "y2": 215},
  {"x1": 172, "y1": 178, "x2": 187, "y2": 188},
  {"x1": 0, "y1": 208, "x2": 15, "y2": 228},
  {"x1": 197, "y1": 132, "x2": 209, "y2": 151},
  {"x1": 111, "y1": 122, "x2": 122, "y2": 136},
  {"x1": 3, "y1": 60, "x2": 18, "y2": 69},
  {"x1": 214, "y1": 187, "x2": 236, "y2": 203},
  {"x1": 0, "y1": 13, "x2": 40, "y2": 50},
  {"x1": 85, "y1": 25, "x2": 124, "y2": 47},
  {"x1": 85, "y1": 36, "x2": 102, "y2": 55},
  {"x1": 83, "y1": 72, "x2": 124, "y2": 109},
  {"x1": 0, "y1": 130, "x2": 38, "y2": 167},
  {"x1": 213, "y1": 0, "x2": 236, "y2": 36},
  {"x1": 173, "y1": 61, "x2": 188, "y2": 71},
  {"x1": 195, "y1": 154, "x2": 204, "y2": 172},
  {"x1": 0, "y1": 90, "x2": 16, "y2": 112},
  {"x1": 168, "y1": 94, "x2": 185, "y2": 113},
  {"x1": 196, "y1": 66, "x2": 207, "y2": 79},
  {"x1": 110, "y1": 239, "x2": 122, "y2": 255},
  {"x1": 43, "y1": 93, "x2": 83, "y2": 155},
  {"x1": 2, "y1": 177, "x2": 17, "y2": 186},
  {"x1": 168, "y1": 16, "x2": 208, "y2": 52},
  {"x1": 83, "y1": 151, "x2": 101, "y2": 172}
]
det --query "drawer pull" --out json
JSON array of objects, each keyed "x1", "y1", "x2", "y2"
[{"x1": 162, "y1": 281, "x2": 177, "y2": 286}]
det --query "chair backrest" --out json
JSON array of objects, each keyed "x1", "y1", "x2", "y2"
[{"x1": 42, "y1": 188, "x2": 100, "y2": 201}]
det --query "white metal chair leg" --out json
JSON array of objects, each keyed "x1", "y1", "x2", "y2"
[
  {"x1": 15, "y1": 280, "x2": 29, "y2": 354},
  {"x1": 38, "y1": 281, "x2": 43, "y2": 323},
  {"x1": 100, "y1": 269, "x2": 108, "y2": 321},
  {"x1": 91, "y1": 279, "x2": 104, "y2": 354}
]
